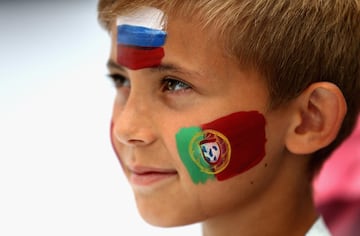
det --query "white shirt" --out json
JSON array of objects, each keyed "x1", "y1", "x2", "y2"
[{"x1": 306, "y1": 217, "x2": 332, "y2": 236}]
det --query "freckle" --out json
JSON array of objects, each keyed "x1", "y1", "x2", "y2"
[{"x1": 250, "y1": 181, "x2": 254, "y2": 185}]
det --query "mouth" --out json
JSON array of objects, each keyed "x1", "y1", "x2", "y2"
[{"x1": 128, "y1": 166, "x2": 178, "y2": 187}]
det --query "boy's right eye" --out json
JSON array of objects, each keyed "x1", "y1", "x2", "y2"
[{"x1": 108, "y1": 73, "x2": 130, "y2": 88}]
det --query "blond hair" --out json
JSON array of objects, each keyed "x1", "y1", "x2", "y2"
[{"x1": 98, "y1": 0, "x2": 360, "y2": 176}]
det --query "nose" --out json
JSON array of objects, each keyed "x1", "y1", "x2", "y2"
[{"x1": 112, "y1": 90, "x2": 157, "y2": 146}]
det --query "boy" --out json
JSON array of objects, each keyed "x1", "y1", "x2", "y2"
[{"x1": 98, "y1": 0, "x2": 360, "y2": 235}]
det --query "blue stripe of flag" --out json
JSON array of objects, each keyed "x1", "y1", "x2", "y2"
[{"x1": 117, "y1": 24, "x2": 167, "y2": 47}]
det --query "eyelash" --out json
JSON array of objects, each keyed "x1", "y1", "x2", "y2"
[{"x1": 107, "y1": 73, "x2": 192, "y2": 93}]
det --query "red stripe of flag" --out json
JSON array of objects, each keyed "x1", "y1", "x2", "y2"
[
  {"x1": 201, "y1": 111, "x2": 267, "y2": 181},
  {"x1": 117, "y1": 44, "x2": 164, "y2": 70}
]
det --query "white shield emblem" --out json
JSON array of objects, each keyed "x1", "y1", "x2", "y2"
[{"x1": 200, "y1": 140, "x2": 221, "y2": 164}]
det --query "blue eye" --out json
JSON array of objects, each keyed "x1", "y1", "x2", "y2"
[
  {"x1": 162, "y1": 77, "x2": 191, "y2": 92},
  {"x1": 108, "y1": 74, "x2": 130, "y2": 88}
]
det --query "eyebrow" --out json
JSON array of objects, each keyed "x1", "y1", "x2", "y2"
[
  {"x1": 106, "y1": 59, "x2": 202, "y2": 78},
  {"x1": 107, "y1": 59, "x2": 125, "y2": 72}
]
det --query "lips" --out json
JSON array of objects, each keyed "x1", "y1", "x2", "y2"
[{"x1": 128, "y1": 166, "x2": 178, "y2": 186}]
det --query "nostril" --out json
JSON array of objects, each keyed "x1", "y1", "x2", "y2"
[{"x1": 127, "y1": 139, "x2": 147, "y2": 145}]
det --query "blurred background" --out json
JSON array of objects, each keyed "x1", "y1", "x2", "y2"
[{"x1": 0, "y1": 1, "x2": 200, "y2": 235}]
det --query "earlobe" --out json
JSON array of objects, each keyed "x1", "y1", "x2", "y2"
[{"x1": 285, "y1": 82, "x2": 347, "y2": 155}]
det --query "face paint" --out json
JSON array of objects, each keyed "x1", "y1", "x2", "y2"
[
  {"x1": 116, "y1": 7, "x2": 167, "y2": 70},
  {"x1": 117, "y1": 45, "x2": 165, "y2": 70},
  {"x1": 176, "y1": 111, "x2": 267, "y2": 184}
]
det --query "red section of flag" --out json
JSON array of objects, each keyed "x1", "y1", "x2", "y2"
[
  {"x1": 117, "y1": 44, "x2": 164, "y2": 70},
  {"x1": 201, "y1": 111, "x2": 267, "y2": 181}
]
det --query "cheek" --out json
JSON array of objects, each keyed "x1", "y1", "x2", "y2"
[
  {"x1": 109, "y1": 121, "x2": 125, "y2": 169},
  {"x1": 176, "y1": 111, "x2": 267, "y2": 184}
]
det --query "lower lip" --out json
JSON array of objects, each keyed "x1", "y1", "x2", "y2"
[{"x1": 130, "y1": 172, "x2": 177, "y2": 187}]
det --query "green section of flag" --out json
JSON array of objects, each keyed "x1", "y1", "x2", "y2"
[{"x1": 176, "y1": 126, "x2": 215, "y2": 184}]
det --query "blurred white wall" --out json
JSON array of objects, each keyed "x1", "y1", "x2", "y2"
[{"x1": 0, "y1": 1, "x2": 200, "y2": 235}]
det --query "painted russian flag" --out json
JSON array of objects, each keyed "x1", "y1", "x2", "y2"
[
  {"x1": 116, "y1": 7, "x2": 167, "y2": 70},
  {"x1": 176, "y1": 111, "x2": 267, "y2": 184}
]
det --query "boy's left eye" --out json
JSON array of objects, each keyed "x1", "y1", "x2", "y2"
[{"x1": 162, "y1": 77, "x2": 191, "y2": 92}]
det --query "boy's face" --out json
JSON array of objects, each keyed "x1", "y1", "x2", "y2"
[{"x1": 108, "y1": 11, "x2": 291, "y2": 226}]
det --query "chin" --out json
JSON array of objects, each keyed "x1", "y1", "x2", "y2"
[
  {"x1": 138, "y1": 206, "x2": 201, "y2": 227},
  {"x1": 140, "y1": 213, "x2": 193, "y2": 227}
]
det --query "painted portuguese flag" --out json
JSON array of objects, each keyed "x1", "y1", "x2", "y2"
[{"x1": 176, "y1": 111, "x2": 266, "y2": 184}]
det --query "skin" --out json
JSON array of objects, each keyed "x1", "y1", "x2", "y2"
[{"x1": 108, "y1": 15, "x2": 318, "y2": 236}]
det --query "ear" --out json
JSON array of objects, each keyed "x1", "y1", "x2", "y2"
[{"x1": 285, "y1": 82, "x2": 347, "y2": 155}]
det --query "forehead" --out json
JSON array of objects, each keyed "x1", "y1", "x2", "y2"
[
  {"x1": 114, "y1": 7, "x2": 167, "y2": 70},
  {"x1": 163, "y1": 17, "x2": 233, "y2": 78},
  {"x1": 111, "y1": 10, "x2": 228, "y2": 74}
]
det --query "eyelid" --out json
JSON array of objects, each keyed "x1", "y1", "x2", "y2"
[{"x1": 107, "y1": 73, "x2": 130, "y2": 88}]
